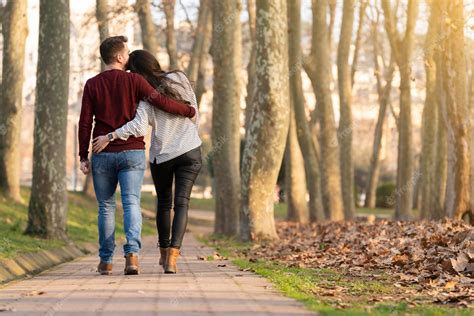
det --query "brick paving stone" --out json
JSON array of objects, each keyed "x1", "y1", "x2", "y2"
[{"x1": 0, "y1": 232, "x2": 316, "y2": 315}]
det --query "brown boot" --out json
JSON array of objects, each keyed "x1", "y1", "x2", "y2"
[
  {"x1": 159, "y1": 247, "x2": 168, "y2": 266},
  {"x1": 97, "y1": 261, "x2": 113, "y2": 275},
  {"x1": 164, "y1": 247, "x2": 180, "y2": 274},
  {"x1": 124, "y1": 253, "x2": 140, "y2": 275}
]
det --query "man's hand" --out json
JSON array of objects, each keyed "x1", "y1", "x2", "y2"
[
  {"x1": 92, "y1": 135, "x2": 110, "y2": 153},
  {"x1": 190, "y1": 114, "x2": 197, "y2": 124},
  {"x1": 80, "y1": 160, "x2": 90, "y2": 175}
]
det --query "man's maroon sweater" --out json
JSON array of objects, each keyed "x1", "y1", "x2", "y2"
[{"x1": 78, "y1": 69, "x2": 195, "y2": 161}]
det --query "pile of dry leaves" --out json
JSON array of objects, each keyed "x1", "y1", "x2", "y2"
[{"x1": 243, "y1": 218, "x2": 473, "y2": 307}]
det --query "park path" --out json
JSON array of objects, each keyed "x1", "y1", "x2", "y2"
[{"x1": 0, "y1": 226, "x2": 315, "y2": 315}]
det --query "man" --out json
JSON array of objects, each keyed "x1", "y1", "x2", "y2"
[{"x1": 78, "y1": 36, "x2": 195, "y2": 275}]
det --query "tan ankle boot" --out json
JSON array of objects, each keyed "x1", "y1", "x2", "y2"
[
  {"x1": 97, "y1": 261, "x2": 113, "y2": 275},
  {"x1": 124, "y1": 253, "x2": 140, "y2": 275},
  {"x1": 159, "y1": 247, "x2": 168, "y2": 266},
  {"x1": 165, "y1": 247, "x2": 180, "y2": 274}
]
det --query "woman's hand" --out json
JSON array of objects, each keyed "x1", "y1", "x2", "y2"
[{"x1": 92, "y1": 135, "x2": 110, "y2": 153}]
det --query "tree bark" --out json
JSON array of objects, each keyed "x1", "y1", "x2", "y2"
[
  {"x1": 440, "y1": 0, "x2": 470, "y2": 220},
  {"x1": 365, "y1": 16, "x2": 395, "y2": 209},
  {"x1": 187, "y1": 0, "x2": 211, "y2": 83},
  {"x1": 195, "y1": 10, "x2": 212, "y2": 106},
  {"x1": 0, "y1": 0, "x2": 28, "y2": 202},
  {"x1": 96, "y1": 0, "x2": 109, "y2": 72},
  {"x1": 381, "y1": 0, "x2": 418, "y2": 220},
  {"x1": 244, "y1": 0, "x2": 257, "y2": 132},
  {"x1": 337, "y1": 0, "x2": 355, "y2": 219},
  {"x1": 163, "y1": 0, "x2": 178, "y2": 69},
  {"x1": 287, "y1": 0, "x2": 324, "y2": 221},
  {"x1": 350, "y1": 0, "x2": 367, "y2": 86},
  {"x1": 309, "y1": 0, "x2": 344, "y2": 220},
  {"x1": 211, "y1": 0, "x2": 241, "y2": 236},
  {"x1": 241, "y1": 0, "x2": 289, "y2": 241},
  {"x1": 135, "y1": 0, "x2": 158, "y2": 56},
  {"x1": 419, "y1": 0, "x2": 440, "y2": 219},
  {"x1": 285, "y1": 105, "x2": 309, "y2": 223},
  {"x1": 26, "y1": 0, "x2": 70, "y2": 239}
]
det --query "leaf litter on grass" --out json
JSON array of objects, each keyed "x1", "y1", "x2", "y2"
[{"x1": 243, "y1": 218, "x2": 473, "y2": 308}]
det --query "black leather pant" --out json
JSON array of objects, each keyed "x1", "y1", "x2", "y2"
[{"x1": 150, "y1": 146, "x2": 202, "y2": 249}]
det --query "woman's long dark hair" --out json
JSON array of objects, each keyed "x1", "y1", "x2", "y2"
[{"x1": 126, "y1": 49, "x2": 190, "y2": 104}]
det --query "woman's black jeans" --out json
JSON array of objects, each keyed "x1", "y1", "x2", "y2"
[{"x1": 150, "y1": 146, "x2": 202, "y2": 249}]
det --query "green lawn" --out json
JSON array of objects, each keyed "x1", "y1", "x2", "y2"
[
  {"x1": 0, "y1": 187, "x2": 157, "y2": 259},
  {"x1": 198, "y1": 234, "x2": 473, "y2": 316}
]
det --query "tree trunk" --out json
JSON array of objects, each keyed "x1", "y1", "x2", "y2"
[
  {"x1": 285, "y1": 105, "x2": 309, "y2": 223},
  {"x1": 195, "y1": 11, "x2": 212, "y2": 106},
  {"x1": 211, "y1": 0, "x2": 241, "y2": 236},
  {"x1": 440, "y1": 0, "x2": 470, "y2": 220},
  {"x1": 310, "y1": 0, "x2": 344, "y2": 220},
  {"x1": 469, "y1": 54, "x2": 474, "y2": 224},
  {"x1": 135, "y1": 0, "x2": 158, "y2": 56},
  {"x1": 26, "y1": 0, "x2": 70, "y2": 239},
  {"x1": 96, "y1": 0, "x2": 109, "y2": 72},
  {"x1": 381, "y1": 0, "x2": 418, "y2": 220},
  {"x1": 163, "y1": 0, "x2": 178, "y2": 69},
  {"x1": 432, "y1": 68, "x2": 447, "y2": 219},
  {"x1": 365, "y1": 18, "x2": 395, "y2": 209},
  {"x1": 187, "y1": 0, "x2": 211, "y2": 83},
  {"x1": 244, "y1": 0, "x2": 257, "y2": 132},
  {"x1": 240, "y1": 0, "x2": 289, "y2": 241},
  {"x1": 287, "y1": 0, "x2": 324, "y2": 222},
  {"x1": 0, "y1": 0, "x2": 28, "y2": 202},
  {"x1": 337, "y1": 0, "x2": 355, "y2": 219},
  {"x1": 419, "y1": 0, "x2": 440, "y2": 219},
  {"x1": 350, "y1": 0, "x2": 367, "y2": 86}
]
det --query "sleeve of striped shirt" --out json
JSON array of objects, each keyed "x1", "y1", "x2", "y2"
[
  {"x1": 115, "y1": 101, "x2": 151, "y2": 140},
  {"x1": 169, "y1": 72, "x2": 200, "y2": 127}
]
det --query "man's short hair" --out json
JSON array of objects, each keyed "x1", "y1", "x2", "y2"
[{"x1": 99, "y1": 36, "x2": 128, "y2": 65}]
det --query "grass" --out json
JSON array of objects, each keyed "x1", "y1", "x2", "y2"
[
  {"x1": 0, "y1": 187, "x2": 157, "y2": 259},
  {"x1": 198, "y1": 234, "x2": 473, "y2": 316}
]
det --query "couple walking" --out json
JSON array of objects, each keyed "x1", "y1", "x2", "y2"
[{"x1": 78, "y1": 36, "x2": 202, "y2": 275}]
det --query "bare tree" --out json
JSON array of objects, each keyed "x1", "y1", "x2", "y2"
[
  {"x1": 194, "y1": 5, "x2": 211, "y2": 106},
  {"x1": 306, "y1": 0, "x2": 344, "y2": 220},
  {"x1": 187, "y1": 0, "x2": 210, "y2": 82},
  {"x1": 186, "y1": 0, "x2": 211, "y2": 106},
  {"x1": 381, "y1": 0, "x2": 418, "y2": 220},
  {"x1": 364, "y1": 10, "x2": 395, "y2": 209},
  {"x1": 26, "y1": 0, "x2": 70, "y2": 239},
  {"x1": 350, "y1": 0, "x2": 368, "y2": 85},
  {"x1": 162, "y1": 0, "x2": 178, "y2": 69},
  {"x1": 337, "y1": 0, "x2": 355, "y2": 219},
  {"x1": 244, "y1": 0, "x2": 256, "y2": 132},
  {"x1": 285, "y1": 106, "x2": 309, "y2": 223},
  {"x1": 419, "y1": 0, "x2": 441, "y2": 219},
  {"x1": 96, "y1": 0, "x2": 109, "y2": 71},
  {"x1": 135, "y1": 0, "x2": 158, "y2": 56},
  {"x1": 241, "y1": 0, "x2": 289, "y2": 241},
  {"x1": 439, "y1": 0, "x2": 470, "y2": 220},
  {"x1": 286, "y1": 0, "x2": 325, "y2": 222},
  {"x1": 0, "y1": 0, "x2": 28, "y2": 202},
  {"x1": 211, "y1": 0, "x2": 242, "y2": 236}
]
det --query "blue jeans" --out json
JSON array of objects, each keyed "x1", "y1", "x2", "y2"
[{"x1": 91, "y1": 150, "x2": 145, "y2": 264}]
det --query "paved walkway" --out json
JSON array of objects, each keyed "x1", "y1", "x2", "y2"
[{"x1": 0, "y1": 230, "x2": 315, "y2": 315}]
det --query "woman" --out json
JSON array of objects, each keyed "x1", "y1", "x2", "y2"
[{"x1": 92, "y1": 50, "x2": 202, "y2": 274}]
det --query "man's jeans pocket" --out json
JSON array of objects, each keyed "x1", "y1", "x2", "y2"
[
  {"x1": 122, "y1": 150, "x2": 146, "y2": 171},
  {"x1": 91, "y1": 153, "x2": 111, "y2": 175}
]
